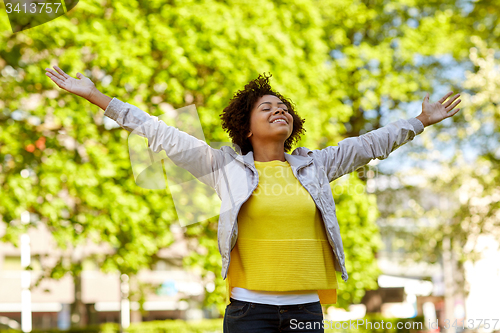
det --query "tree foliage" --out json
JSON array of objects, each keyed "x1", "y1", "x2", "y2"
[
  {"x1": 0, "y1": 0, "x2": 471, "y2": 318},
  {"x1": 366, "y1": 0, "x2": 500, "y2": 300},
  {"x1": 397, "y1": 36, "x2": 500, "y2": 295}
]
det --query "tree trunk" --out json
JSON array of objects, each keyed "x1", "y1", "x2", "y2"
[{"x1": 71, "y1": 268, "x2": 87, "y2": 327}]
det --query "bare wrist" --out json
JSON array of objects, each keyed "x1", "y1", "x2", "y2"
[
  {"x1": 87, "y1": 87, "x2": 113, "y2": 111},
  {"x1": 87, "y1": 86, "x2": 98, "y2": 102},
  {"x1": 416, "y1": 114, "x2": 429, "y2": 127}
]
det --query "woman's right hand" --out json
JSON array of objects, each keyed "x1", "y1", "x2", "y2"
[{"x1": 45, "y1": 65, "x2": 96, "y2": 100}]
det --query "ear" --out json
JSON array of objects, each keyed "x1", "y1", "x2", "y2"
[{"x1": 247, "y1": 131, "x2": 252, "y2": 138}]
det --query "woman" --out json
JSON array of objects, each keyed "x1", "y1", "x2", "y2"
[{"x1": 45, "y1": 66, "x2": 461, "y2": 332}]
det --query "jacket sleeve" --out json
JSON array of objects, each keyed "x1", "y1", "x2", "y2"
[
  {"x1": 103, "y1": 97, "x2": 223, "y2": 190},
  {"x1": 316, "y1": 117, "x2": 425, "y2": 182}
]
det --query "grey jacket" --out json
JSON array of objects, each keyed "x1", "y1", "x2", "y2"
[{"x1": 104, "y1": 97, "x2": 425, "y2": 282}]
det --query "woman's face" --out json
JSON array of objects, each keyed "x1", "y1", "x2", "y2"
[{"x1": 247, "y1": 95, "x2": 294, "y2": 144}]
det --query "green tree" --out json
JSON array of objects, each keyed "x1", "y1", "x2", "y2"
[
  {"x1": 315, "y1": 0, "x2": 466, "y2": 140},
  {"x1": 0, "y1": 0, "x2": 453, "y2": 319},
  {"x1": 401, "y1": 36, "x2": 500, "y2": 297}
]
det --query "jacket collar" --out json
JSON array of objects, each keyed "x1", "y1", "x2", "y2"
[
  {"x1": 284, "y1": 150, "x2": 313, "y2": 172},
  {"x1": 222, "y1": 145, "x2": 313, "y2": 171}
]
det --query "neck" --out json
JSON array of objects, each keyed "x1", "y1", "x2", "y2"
[{"x1": 251, "y1": 140, "x2": 286, "y2": 162}]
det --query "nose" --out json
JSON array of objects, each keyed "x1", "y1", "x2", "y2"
[{"x1": 274, "y1": 108, "x2": 285, "y2": 115}]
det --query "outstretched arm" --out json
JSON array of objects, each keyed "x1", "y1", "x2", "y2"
[
  {"x1": 316, "y1": 91, "x2": 462, "y2": 182},
  {"x1": 45, "y1": 66, "x2": 224, "y2": 191}
]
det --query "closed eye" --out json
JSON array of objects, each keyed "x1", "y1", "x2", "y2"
[{"x1": 264, "y1": 108, "x2": 288, "y2": 112}]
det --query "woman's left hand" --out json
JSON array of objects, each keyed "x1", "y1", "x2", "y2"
[{"x1": 417, "y1": 92, "x2": 462, "y2": 127}]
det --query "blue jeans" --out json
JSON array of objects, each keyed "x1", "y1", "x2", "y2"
[{"x1": 223, "y1": 297, "x2": 325, "y2": 333}]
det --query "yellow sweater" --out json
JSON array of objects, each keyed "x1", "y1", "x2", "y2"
[{"x1": 225, "y1": 159, "x2": 338, "y2": 306}]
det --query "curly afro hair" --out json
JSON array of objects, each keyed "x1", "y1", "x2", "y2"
[{"x1": 219, "y1": 72, "x2": 306, "y2": 155}]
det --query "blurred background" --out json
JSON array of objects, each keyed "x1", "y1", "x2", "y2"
[{"x1": 1, "y1": 0, "x2": 499, "y2": 332}]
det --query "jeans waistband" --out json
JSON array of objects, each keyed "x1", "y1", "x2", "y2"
[{"x1": 229, "y1": 297, "x2": 320, "y2": 308}]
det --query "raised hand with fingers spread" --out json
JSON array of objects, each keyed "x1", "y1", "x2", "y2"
[
  {"x1": 416, "y1": 91, "x2": 462, "y2": 127},
  {"x1": 45, "y1": 65, "x2": 112, "y2": 110},
  {"x1": 45, "y1": 65, "x2": 96, "y2": 100}
]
